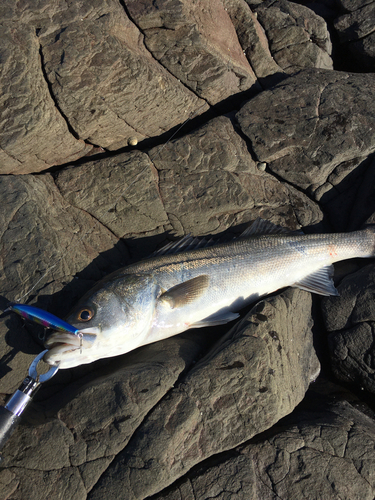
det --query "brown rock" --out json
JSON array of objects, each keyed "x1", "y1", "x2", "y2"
[
  {"x1": 223, "y1": 0, "x2": 284, "y2": 83},
  {"x1": 0, "y1": 174, "x2": 126, "y2": 393},
  {"x1": 255, "y1": 0, "x2": 333, "y2": 73},
  {"x1": 236, "y1": 69, "x2": 375, "y2": 228},
  {"x1": 334, "y1": 2, "x2": 375, "y2": 42},
  {"x1": 0, "y1": 22, "x2": 92, "y2": 174},
  {"x1": 152, "y1": 398, "x2": 375, "y2": 500},
  {"x1": 54, "y1": 115, "x2": 323, "y2": 244},
  {"x1": 40, "y1": 0, "x2": 207, "y2": 150},
  {"x1": 334, "y1": 1, "x2": 375, "y2": 71},
  {"x1": 150, "y1": 115, "x2": 323, "y2": 236},
  {"x1": 126, "y1": 0, "x2": 260, "y2": 105},
  {"x1": 89, "y1": 288, "x2": 319, "y2": 499},
  {"x1": 54, "y1": 151, "x2": 169, "y2": 240},
  {"x1": 322, "y1": 264, "x2": 375, "y2": 394},
  {"x1": 0, "y1": 328, "x2": 220, "y2": 500}
]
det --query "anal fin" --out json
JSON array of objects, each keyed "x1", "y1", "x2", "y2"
[
  {"x1": 190, "y1": 312, "x2": 240, "y2": 329},
  {"x1": 293, "y1": 265, "x2": 339, "y2": 296}
]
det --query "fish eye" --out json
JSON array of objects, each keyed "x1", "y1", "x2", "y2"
[{"x1": 77, "y1": 308, "x2": 94, "y2": 322}]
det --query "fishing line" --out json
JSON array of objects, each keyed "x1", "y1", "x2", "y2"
[
  {"x1": 14, "y1": 263, "x2": 58, "y2": 304},
  {"x1": 109, "y1": 104, "x2": 206, "y2": 213}
]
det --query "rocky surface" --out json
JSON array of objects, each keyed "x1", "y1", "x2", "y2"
[
  {"x1": 151, "y1": 393, "x2": 375, "y2": 500},
  {"x1": 334, "y1": 0, "x2": 375, "y2": 71},
  {"x1": 1, "y1": 0, "x2": 375, "y2": 499},
  {"x1": 255, "y1": 0, "x2": 333, "y2": 73},
  {"x1": 322, "y1": 264, "x2": 375, "y2": 395}
]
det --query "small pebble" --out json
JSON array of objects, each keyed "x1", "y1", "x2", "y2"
[
  {"x1": 257, "y1": 162, "x2": 267, "y2": 171},
  {"x1": 128, "y1": 137, "x2": 138, "y2": 146}
]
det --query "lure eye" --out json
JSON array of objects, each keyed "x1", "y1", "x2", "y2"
[{"x1": 77, "y1": 308, "x2": 94, "y2": 322}]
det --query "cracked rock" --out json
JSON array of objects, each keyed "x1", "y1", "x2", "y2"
[
  {"x1": 152, "y1": 398, "x2": 375, "y2": 500},
  {"x1": 223, "y1": 0, "x2": 284, "y2": 85},
  {"x1": 255, "y1": 0, "x2": 333, "y2": 73},
  {"x1": 0, "y1": 21, "x2": 93, "y2": 174},
  {"x1": 126, "y1": 0, "x2": 260, "y2": 105},
  {"x1": 322, "y1": 263, "x2": 375, "y2": 395},
  {"x1": 236, "y1": 69, "x2": 375, "y2": 229},
  {"x1": 334, "y1": 1, "x2": 375, "y2": 71},
  {"x1": 54, "y1": 151, "x2": 169, "y2": 241},
  {"x1": 150, "y1": 115, "x2": 323, "y2": 236},
  {"x1": 39, "y1": 0, "x2": 207, "y2": 150},
  {"x1": 89, "y1": 288, "x2": 319, "y2": 499},
  {"x1": 1, "y1": 1, "x2": 375, "y2": 499},
  {"x1": 0, "y1": 174, "x2": 127, "y2": 393},
  {"x1": 0, "y1": 327, "x2": 222, "y2": 500}
]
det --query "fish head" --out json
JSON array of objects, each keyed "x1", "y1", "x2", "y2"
[{"x1": 44, "y1": 273, "x2": 159, "y2": 369}]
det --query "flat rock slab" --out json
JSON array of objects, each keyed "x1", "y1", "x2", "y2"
[
  {"x1": 152, "y1": 398, "x2": 375, "y2": 499},
  {"x1": 236, "y1": 69, "x2": 375, "y2": 228},
  {"x1": 1, "y1": 0, "x2": 375, "y2": 497},
  {"x1": 149, "y1": 115, "x2": 323, "y2": 235},
  {"x1": 255, "y1": 0, "x2": 333, "y2": 73},
  {"x1": 40, "y1": 0, "x2": 207, "y2": 151},
  {"x1": 0, "y1": 332, "x2": 212, "y2": 500},
  {"x1": 322, "y1": 264, "x2": 375, "y2": 395},
  {"x1": 89, "y1": 288, "x2": 319, "y2": 499},
  {"x1": 54, "y1": 115, "x2": 323, "y2": 242},
  {"x1": 0, "y1": 21, "x2": 92, "y2": 174},
  {"x1": 126, "y1": 0, "x2": 259, "y2": 105}
]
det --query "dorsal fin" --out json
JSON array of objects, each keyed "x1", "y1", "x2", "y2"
[
  {"x1": 151, "y1": 234, "x2": 217, "y2": 257},
  {"x1": 240, "y1": 218, "x2": 304, "y2": 238},
  {"x1": 152, "y1": 218, "x2": 303, "y2": 258}
]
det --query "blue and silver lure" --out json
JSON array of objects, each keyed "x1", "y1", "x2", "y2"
[
  {"x1": 4, "y1": 303, "x2": 97, "y2": 357},
  {"x1": 5, "y1": 303, "x2": 80, "y2": 334}
]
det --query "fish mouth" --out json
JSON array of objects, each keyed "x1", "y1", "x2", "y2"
[{"x1": 44, "y1": 328, "x2": 99, "y2": 363}]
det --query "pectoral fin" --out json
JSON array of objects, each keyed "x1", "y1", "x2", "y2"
[
  {"x1": 294, "y1": 265, "x2": 339, "y2": 296},
  {"x1": 159, "y1": 275, "x2": 210, "y2": 309}
]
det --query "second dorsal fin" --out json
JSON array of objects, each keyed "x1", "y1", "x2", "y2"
[{"x1": 239, "y1": 218, "x2": 304, "y2": 238}]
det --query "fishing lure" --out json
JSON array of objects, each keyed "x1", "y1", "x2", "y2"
[{"x1": 5, "y1": 303, "x2": 80, "y2": 335}]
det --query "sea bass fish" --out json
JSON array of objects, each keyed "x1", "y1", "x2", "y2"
[{"x1": 44, "y1": 219, "x2": 375, "y2": 369}]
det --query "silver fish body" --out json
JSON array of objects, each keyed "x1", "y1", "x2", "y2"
[{"x1": 44, "y1": 219, "x2": 375, "y2": 369}]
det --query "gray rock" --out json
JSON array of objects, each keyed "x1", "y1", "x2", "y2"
[
  {"x1": 126, "y1": 0, "x2": 259, "y2": 105},
  {"x1": 1, "y1": 2, "x2": 375, "y2": 499},
  {"x1": 54, "y1": 115, "x2": 323, "y2": 243},
  {"x1": 89, "y1": 288, "x2": 319, "y2": 499},
  {"x1": 0, "y1": 21, "x2": 92, "y2": 174},
  {"x1": 151, "y1": 398, "x2": 375, "y2": 499},
  {"x1": 149, "y1": 115, "x2": 323, "y2": 236},
  {"x1": 54, "y1": 151, "x2": 170, "y2": 240},
  {"x1": 322, "y1": 264, "x2": 375, "y2": 394},
  {"x1": 236, "y1": 69, "x2": 375, "y2": 229},
  {"x1": 255, "y1": 0, "x2": 333, "y2": 73},
  {"x1": 0, "y1": 333, "x2": 210, "y2": 499},
  {"x1": 223, "y1": 0, "x2": 284, "y2": 83},
  {"x1": 0, "y1": 174, "x2": 126, "y2": 393},
  {"x1": 334, "y1": 2, "x2": 375, "y2": 42},
  {"x1": 334, "y1": 1, "x2": 375, "y2": 71},
  {"x1": 337, "y1": 0, "x2": 374, "y2": 10},
  {"x1": 39, "y1": 0, "x2": 207, "y2": 150}
]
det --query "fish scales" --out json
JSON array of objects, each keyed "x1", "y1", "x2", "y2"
[{"x1": 43, "y1": 220, "x2": 375, "y2": 369}]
